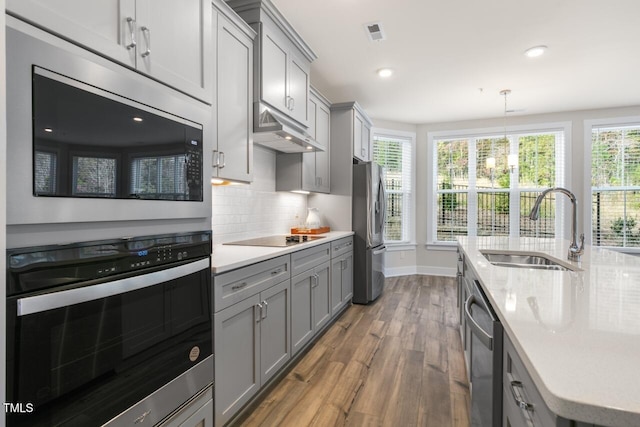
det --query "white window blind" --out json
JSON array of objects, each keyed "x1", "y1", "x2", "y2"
[
  {"x1": 72, "y1": 156, "x2": 116, "y2": 197},
  {"x1": 432, "y1": 126, "x2": 567, "y2": 243},
  {"x1": 131, "y1": 154, "x2": 186, "y2": 198},
  {"x1": 373, "y1": 133, "x2": 413, "y2": 244},
  {"x1": 591, "y1": 123, "x2": 640, "y2": 248}
]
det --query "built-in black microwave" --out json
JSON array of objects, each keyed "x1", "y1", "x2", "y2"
[{"x1": 32, "y1": 67, "x2": 203, "y2": 202}]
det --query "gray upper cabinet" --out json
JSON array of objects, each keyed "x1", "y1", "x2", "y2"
[
  {"x1": 7, "y1": 0, "x2": 213, "y2": 103},
  {"x1": 275, "y1": 86, "x2": 331, "y2": 193},
  {"x1": 212, "y1": 0, "x2": 255, "y2": 182},
  {"x1": 226, "y1": 0, "x2": 317, "y2": 128},
  {"x1": 331, "y1": 101, "x2": 373, "y2": 162}
]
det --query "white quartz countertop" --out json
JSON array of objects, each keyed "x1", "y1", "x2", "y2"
[
  {"x1": 457, "y1": 237, "x2": 640, "y2": 427},
  {"x1": 211, "y1": 231, "x2": 354, "y2": 274}
]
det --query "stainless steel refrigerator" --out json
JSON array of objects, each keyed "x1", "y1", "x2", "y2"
[{"x1": 352, "y1": 162, "x2": 387, "y2": 304}]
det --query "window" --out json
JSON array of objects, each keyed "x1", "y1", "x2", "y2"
[
  {"x1": 73, "y1": 156, "x2": 117, "y2": 197},
  {"x1": 372, "y1": 129, "x2": 415, "y2": 245},
  {"x1": 430, "y1": 124, "x2": 569, "y2": 245},
  {"x1": 131, "y1": 154, "x2": 187, "y2": 199},
  {"x1": 34, "y1": 150, "x2": 57, "y2": 195},
  {"x1": 589, "y1": 119, "x2": 640, "y2": 249}
]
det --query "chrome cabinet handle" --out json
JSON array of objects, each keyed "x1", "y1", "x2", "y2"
[
  {"x1": 271, "y1": 268, "x2": 283, "y2": 275},
  {"x1": 125, "y1": 17, "x2": 137, "y2": 50},
  {"x1": 311, "y1": 274, "x2": 318, "y2": 288},
  {"x1": 262, "y1": 300, "x2": 268, "y2": 319},
  {"x1": 219, "y1": 152, "x2": 226, "y2": 169},
  {"x1": 256, "y1": 303, "x2": 263, "y2": 323},
  {"x1": 212, "y1": 150, "x2": 219, "y2": 168},
  {"x1": 290, "y1": 97, "x2": 295, "y2": 111},
  {"x1": 140, "y1": 26, "x2": 151, "y2": 57},
  {"x1": 231, "y1": 282, "x2": 247, "y2": 291},
  {"x1": 509, "y1": 377, "x2": 535, "y2": 426}
]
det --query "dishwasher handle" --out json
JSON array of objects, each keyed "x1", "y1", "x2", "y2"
[{"x1": 464, "y1": 294, "x2": 493, "y2": 350}]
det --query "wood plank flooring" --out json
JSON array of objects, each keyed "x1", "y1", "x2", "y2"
[{"x1": 237, "y1": 275, "x2": 470, "y2": 427}]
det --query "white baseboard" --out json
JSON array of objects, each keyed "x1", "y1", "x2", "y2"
[{"x1": 385, "y1": 266, "x2": 456, "y2": 278}]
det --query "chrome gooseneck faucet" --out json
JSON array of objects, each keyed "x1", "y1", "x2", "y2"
[{"x1": 529, "y1": 187, "x2": 585, "y2": 261}]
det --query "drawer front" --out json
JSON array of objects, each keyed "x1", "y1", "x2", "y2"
[
  {"x1": 291, "y1": 243, "x2": 330, "y2": 276},
  {"x1": 503, "y1": 335, "x2": 556, "y2": 427},
  {"x1": 214, "y1": 255, "x2": 290, "y2": 312},
  {"x1": 331, "y1": 236, "x2": 353, "y2": 258}
]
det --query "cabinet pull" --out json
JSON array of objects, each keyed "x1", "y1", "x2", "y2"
[
  {"x1": 212, "y1": 151, "x2": 219, "y2": 168},
  {"x1": 342, "y1": 259, "x2": 348, "y2": 270},
  {"x1": 262, "y1": 300, "x2": 268, "y2": 319},
  {"x1": 311, "y1": 274, "x2": 318, "y2": 288},
  {"x1": 125, "y1": 17, "x2": 137, "y2": 50},
  {"x1": 271, "y1": 268, "x2": 283, "y2": 275},
  {"x1": 509, "y1": 379, "x2": 535, "y2": 426},
  {"x1": 361, "y1": 147, "x2": 366, "y2": 156},
  {"x1": 231, "y1": 282, "x2": 247, "y2": 291},
  {"x1": 290, "y1": 97, "x2": 295, "y2": 111},
  {"x1": 255, "y1": 303, "x2": 262, "y2": 323},
  {"x1": 219, "y1": 152, "x2": 226, "y2": 169},
  {"x1": 140, "y1": 26, "x2": 151, "y2": 57}
]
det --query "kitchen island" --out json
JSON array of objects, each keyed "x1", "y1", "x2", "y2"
[{"x1": 458, "y1": 237, "x2": 640, "y2": 427}]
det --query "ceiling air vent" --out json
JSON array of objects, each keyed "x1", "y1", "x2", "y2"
[{"x1": 364, "y1": 21, "x2": 386, "y2": 42}]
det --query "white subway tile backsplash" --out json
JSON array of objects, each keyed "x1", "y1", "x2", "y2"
[{"x1": 211, "y1": 147, "x2": 307, "y2": 245}]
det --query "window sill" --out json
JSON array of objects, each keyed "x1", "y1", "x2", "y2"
[
  {"x1": 384, "y1": 243, "x2": 417, "y2": 252},
  {"x1": 425, "y1": 242, "x2": 458, "y2": 252}
]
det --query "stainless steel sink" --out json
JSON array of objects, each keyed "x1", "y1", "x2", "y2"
[{"x1": 480, "y1": 250, "x2": 580, "y2": 272}]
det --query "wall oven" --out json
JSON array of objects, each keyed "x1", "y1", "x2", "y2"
[
  {"x1": 6, "y1": 17, "x2": 212, "y2": 229},
  {"x1": 5, "y1": 231, "x2": 212, "y2": 426}
]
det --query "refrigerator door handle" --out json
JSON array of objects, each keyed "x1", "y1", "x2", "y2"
[
  {"x1": 378, "y1": 176, "x2": 387, "y2": 236},
  {"x1": 373, "y1": 246, "x2": 387, "y2": 256}
]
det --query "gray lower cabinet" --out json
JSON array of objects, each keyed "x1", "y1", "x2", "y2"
[
  {"x1": 290, "y1": 243, "x2": 331, "y2": 355},
  {"x1": 158, "y1": 386, "x2": 213, "y2": 427},
  {"x1": 330, "y1": 237, "x2": 353, "y2": 315},
  {"x1": 213, "y1": 256, "x2": 291, "y2": 427},
  {"x1": 291, "y1": 260, "x2": 331, "y2": 355}
]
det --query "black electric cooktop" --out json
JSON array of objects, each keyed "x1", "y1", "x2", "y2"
[{"x1": 223, "y1": 235, "x2": 325, "y2": 247}]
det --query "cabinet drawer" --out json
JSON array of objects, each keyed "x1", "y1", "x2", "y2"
[
  {"x1": 331, "y1": 236, "x2": 353, "y2": 258},
  {"x1": 291, "y1": 243, "x2": 330, "y2": 276},
  {"x1": 503, "y1": 335, "x2": 556, "y2": 427},
  {"x1": 214, "y1": 255, "x2": 290, "y2": 312}
]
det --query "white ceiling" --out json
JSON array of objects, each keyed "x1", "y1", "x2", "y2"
[{"x1": 270, "y1": 0, "x2": 640, "y2": 124}]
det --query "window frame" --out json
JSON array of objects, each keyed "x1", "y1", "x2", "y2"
[
  {"x1": 427, "y1": 121, "x2": 572, "y2": 248},
  {"x1": 372, "y1": 127, "x2": 416, "y2": 250},
  {"x1": 584, "y1": 116, "x2": 640, "y2": 252}
]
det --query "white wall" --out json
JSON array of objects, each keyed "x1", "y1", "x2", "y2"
[
  {"x1": 211, "y1": 146, "x2": 307, "y2": 244},
  {"x1": 375, "y1": 105, "x2": 640, "y2": 277}
]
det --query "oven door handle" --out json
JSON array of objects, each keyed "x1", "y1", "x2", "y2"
[
  {"x1": 17, "y1": 258, "x2": 210, "y2": 316},
  {"x1": 464, "y1": 294, "x2": 493, "y2": 350}
]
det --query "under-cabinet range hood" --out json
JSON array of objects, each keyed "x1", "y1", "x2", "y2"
[{"x1": 253, "y1": 102, "x2": 325, "y2": 153}]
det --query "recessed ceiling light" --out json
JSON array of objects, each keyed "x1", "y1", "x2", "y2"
[
  {"x1": 524, "y1": 45, "x2": 547, "y2": 58},
  {"x1": 133, "y1": 117, "x2": 143, "y2": 122},
  {"x1": 377, "y1": 68, "x2": 393, "y2": 78},
  {"x1": 44, "y1": 127, "x2": 53, "y2": 133}
]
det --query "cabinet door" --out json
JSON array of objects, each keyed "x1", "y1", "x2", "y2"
[
  {"x1": 216, "y1": 10, "x2": 253, "y2": 182},
  {"x1": 362, "y1": 122, "x2": 372, "y2": 161},
  {"x1": 314, "y1": 102, "x2": 331, "y2": 193},
  {"x1": 313, "y1": 262, "x2": 331, "y2": 331},
  {"x1": 259, "y1": 280, "x2": 290, "y2": 385},
  {"x1": 288, "y1": 52, "x2": 310, "y2": 126},
  {"x1": 136, "y1": 0, "x2": 212, "y2": 102},
  {"x1": 353, "y1": 111, "x2": 364, "y2": 160},
  {"x1": 341, "y1": 252, "x2": 354, "y2": 303},
  {"x1": 330, "y1": 257, "x2": 344, "y2": 315},
  {"x1": 291, "y1": 272, "x2": 314, "y2": 355},
  {"x1": 261, "y1": 25, "x2": 288, "y2": 112},
  {"x1": 7, "y1": 0, "x2": 136, "y2": 67},
  {"x1": 214, "y1": 294, "x2": 260, "y2": 427}
]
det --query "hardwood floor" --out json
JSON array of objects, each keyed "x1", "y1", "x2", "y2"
[{"x1": 237, "y1": 275, "x2": 470, "y2": 427}]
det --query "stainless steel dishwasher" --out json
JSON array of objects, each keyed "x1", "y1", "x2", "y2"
[{"x1": 465, "y1": 279, "x2": 503, "y2": 427}]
